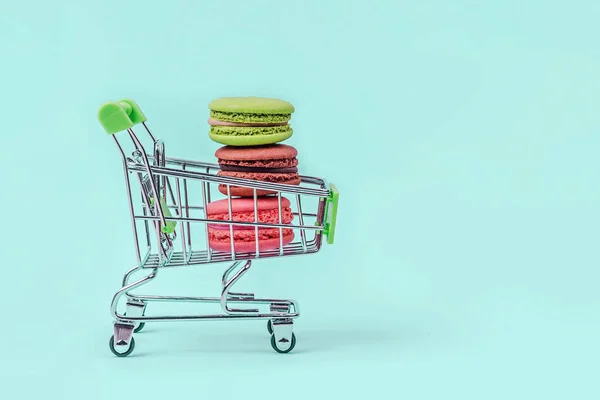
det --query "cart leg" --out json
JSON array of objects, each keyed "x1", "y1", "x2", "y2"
[
  {"x1": 125, "y1": 300, "x2": 147, "y2": 333},
  {"x1": 122, "y1": 265, "x2": 138, "y2": 285},
  {"x1": 111, "y1": 268, "x2": 157, "y2": 322},
  {"x1": 122, "y1": 266, "x2": 147, "y2": 304},
  {"x1": 221, "y1": 260, "x2": 259, "y2": 314},
  {"x1": 110, "y1": 323, "x2": 136, "y2": 357},
  {"x1": 267, "y1": 302, "x2": 290, "y2": 334},
  {"x1": 221, "y1": 261, "x2": 254, "y2": 300},
  {"x1": 270, "y1": 318, "x2": 296, "y2": 354},
  {"x1": 109, "y1": 268, "x2": 157, "y2": 357}
]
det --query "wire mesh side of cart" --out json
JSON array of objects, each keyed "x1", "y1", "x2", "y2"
[{"x1": 113, "y1": 123, "x2": 335, "y2": 269}]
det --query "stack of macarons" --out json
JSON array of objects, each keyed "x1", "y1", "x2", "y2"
[{"x1": 206, "y1": 96, "x2": 301, "y2": 253}]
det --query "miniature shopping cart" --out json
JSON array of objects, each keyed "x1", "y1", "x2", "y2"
[{"x1": 97, "y1": 98, "x2": 339, "y2": 356}]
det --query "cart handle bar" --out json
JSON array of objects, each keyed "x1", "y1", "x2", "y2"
[
  {"x1": 98, "y1": 98, "x2": 147, "y2": 135},
  {"x1": 324, "y1": 184, "x2": 339, "y2": 245}
]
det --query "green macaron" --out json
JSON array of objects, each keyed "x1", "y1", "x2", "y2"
[{"x1": 208, "y1": 97, "x2": 295, "y2": 146}]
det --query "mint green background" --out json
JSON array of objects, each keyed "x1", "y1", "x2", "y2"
[{"x1": 2, "y1": 1, "x2": 600, "y2": 398}]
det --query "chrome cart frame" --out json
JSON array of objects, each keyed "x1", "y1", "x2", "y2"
[{"x1": 97, "y1": 99, "x2": 339, "y2": 356}]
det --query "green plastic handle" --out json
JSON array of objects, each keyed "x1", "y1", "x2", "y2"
[
  {"x1": 323, "y1": 184, "x2": 339, "y2": 245},
  {"x1": 150, "y1": 198, "x2": 177, "y2": 235},
  {"x1": 150, "y1": 197, "x2": 177, "y2": 234},
  {"x1": 159, "y1": 198, "x2": 177, "y2": 234},
  {"x1": 97, "y1": 98, "x2": 147, "y2": 135}
]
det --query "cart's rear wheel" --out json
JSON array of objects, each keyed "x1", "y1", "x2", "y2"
[
  {"x1": 270, "y1": 333, "x2": 296, "y2": 354},
  {"x1": 267, "y1": 320, "x2": 273, "y2": 335},
  {"x1": 109, "y1": 335, "x2": 135, "y2": 357}
]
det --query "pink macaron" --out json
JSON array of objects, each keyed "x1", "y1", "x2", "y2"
[
  {"x1": 215, "y1": 144, "x2": 301, "y2": 197},
  {"x1": 206, "y1": 196, "x2": 295, "y2": 252}
]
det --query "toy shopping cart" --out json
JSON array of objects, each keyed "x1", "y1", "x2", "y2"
[{"x1": 97, "y1": 98, "x2": 339, "y2": 356}]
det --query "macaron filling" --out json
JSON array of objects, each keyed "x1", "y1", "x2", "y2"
[
  {"x1": 218, "y1": 157, "x2": 298, "y2": 168},
  {"x1": 208, "y1": 207, "x2": 294, "y2": 226},
  {"x1": 209, "y1": 227, "x2": 294, "y2": 242},
  {"x1": 208, "y1": 206, "x2": 294, "y2": 234},
  {"x1": 208, "y1": 223, "x2": 255, "y2": 230},
  {"x1": 210, "y1": 110, "x2": 291, "y2": 124},
  {"x1": 218, "y1": 170, "x2": 300, "y2": 183},
  {"x1": 210, "y1": 125, "x2": 292, "y2": 137},
  {"x1": 208, "y1": 117, "x2": 289, "y2": 127},
  {"x1": 209, "y1": 130, "x2": 293, "y2": 146},
  {"x1": 219, "y1": 165, "x2": 298, "y2": 173}
]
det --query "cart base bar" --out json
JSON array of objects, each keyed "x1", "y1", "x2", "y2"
[{"x1": 115, "y1": 295, "x2": 300, "y2": 322}]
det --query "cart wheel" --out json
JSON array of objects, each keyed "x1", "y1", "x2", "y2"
[
  {"x1": 270, "y1": 333, "x2": 296, "y2": 354},
  {"x1": 109, "y1": 335, "x2": 135, "y2": 357},
  {"x1": 267, "y1": 320, "x2": 273, "y2": 335}
]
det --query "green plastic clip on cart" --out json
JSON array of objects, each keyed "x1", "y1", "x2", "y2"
[{"x1": 97, "y1": 98, "x2": 339, "y2": 357}]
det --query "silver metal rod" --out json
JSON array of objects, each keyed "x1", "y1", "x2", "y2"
[
  {"x1": 136, "y1": 172, "x2": 153, "y2": 252},
  {"x1": 166, "y1": 178, "x2": 178, "y2": 213},
  {"x1": 152, "y1": 139, "x2": 163, "y2": 201},
  {"x1": 147, "y1": 154, "x2": 328, "y2": 187},
  {"x1": 113, "y1": 135, "x2": 142, "y2": 266},
  {"x1": 296, "y1": 194, "x2": 308, "y2": 253},
  {"x1": 115, "y1": 313, "x2": 299, "y2": 322},
  {"x1": 315, "y1": 197, "x2": 327, "y2": 249},
  {"x1": 153, "y1": 155, "x2": 326, "y2": 182},
  {"x1": 156, "y1": 226, "x2": 165, "y2": 265},
  {"x1": 221, "y1": 261, "x2": 258, "y2": 314},
  {"x1": 176, "y1": 178, "x2": 187, "y2": 262},
  {"x1": 155, "y1": 156, "x2": 219, "y2": 169},
  {"x1": 134, "y1": 240, "x2": 321, "y2": 269},
  {"x1": 227, "y1": 184, "x2": 235, "y2": 260},
  {"x1": 128, "y1": 130, "x2": 167, "y2": 227},
  {"x1": 182, "y1": 164, "x2": 192, "y2": 261},
  {"x1": 111, "y1": 268, "x2": 158, "y2": 319},
  {"x1": 201, "y1": 181, "x2": 212, "y2": 262},
  {"x1": 222, "y1": 261, "x2": 241, "y2": 288},
  {"x1": 128, "y1": 129, "x2": 169, "y2": 263},
  {"x1": 127, "y1": 163, "x2": 329, "y2": 197},
  {"x1": 139, "y1": 248, "x2": 151, "y2": 267},
  {"x1": 142, "y1": 122, "x2": 157, "y2": 142},
  {"x1": 206, "y1": 167, "x2": 212, "y2": 203},
  {"x1": 254, "y1": 188, "x2": 259, "y2": 258},
  {"x1": 227, "y1": 292, "x2": 254, "y2": 299},
  {"x1": 157, "y1": 141, "x2": 166, "y2": 203},
  {"x1": 121, "y1": 265, "x2": 141, "y2": 288},
  {"x1": 278, "y1": 192, "x2": 283, "y2": 255},
  {"x1": 132, "y1": 215, "x2": 323, "y2": 230},
  {"x1": 154, "y1": 204, "x2": 316, "y2": 218},
  {"x1": 131, "y1": 294, "x2": 297, "y2": 307}
]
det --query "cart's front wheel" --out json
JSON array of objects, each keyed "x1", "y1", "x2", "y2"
[
  {"x1": 109, "y1": 335, "x2": 135, "y2": 357},
  {"x1": 270, "y1": 333, "x2": 296, "y2": 354},
  {"x1": 267, "y1": 320, "x2": 273, "y2": 335}
]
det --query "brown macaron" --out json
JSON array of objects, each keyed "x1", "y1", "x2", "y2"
[{"x1": 215, "y1": 144, "x2": 301, "y2": 197}]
